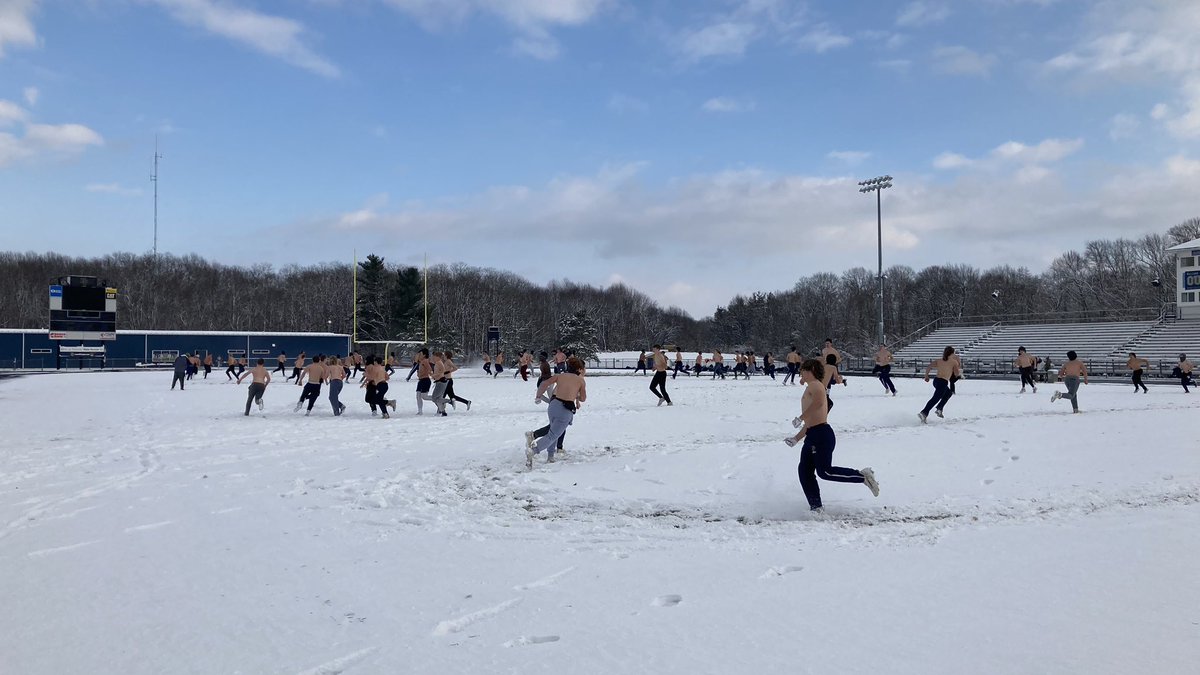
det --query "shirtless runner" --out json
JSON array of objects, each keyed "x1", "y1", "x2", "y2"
[
  {"x1": 236, "y1": 358, "x2": 271, "y2": 416},
  {"x1": 783, "y1": 358, "x2": 878, "y2": 512},
  {"x1": 527, "y1": 357, "x2": 587, "y2": 468}
]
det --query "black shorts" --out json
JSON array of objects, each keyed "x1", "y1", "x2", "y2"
[{"x1": 416, "y1": 377, "x2": 432, "y2": 393}]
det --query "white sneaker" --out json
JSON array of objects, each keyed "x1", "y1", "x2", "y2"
[
  {"x1": 792, "y1": 416, "x2": 803, "y2": 429},
  {"x1": 1051, "y1": 392, "x2": 1060, "y2": 402},
  {"x1": 525, "y1": 447, "x2": 534, "y2": 469},
  {"x1": 1020, "y1": 388, "x2": 1026, "y2": 394},
  {"x1": 666, "y1": 401, "x2": 673, "y2": 406},
  {"x1": 293, "y1": 402, "x2": 302, "y2": 413},
  {"x1": 525, "y1": 431, "x2": 535, "y2": 449},
  {"x1": 547, "y1": 456, "x2": 556, "y2": 464},
  {"x1": 861, "y1": 467, "x2": 880, "y2": 497},
  {"x1": 657, "y1": 397, "x2": 665, "y2": 407},
  {"x1": 918, "y1": 412, "x2": 927, "y2": 424},
  {"x1": 935, "y1": 409, "x2": 944, "y2": 418},
  {"x1": 304, "y1": 410, "x2": 310, "y2": 416},
  {"x1": 257, "y1": 399, "x2": 264, "y2": 411}
]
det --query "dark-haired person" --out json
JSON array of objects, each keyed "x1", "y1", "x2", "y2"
[
  {"x1": 288, "y1": 351, "x2": 306, "y2": 383},
  {"x1": 783, "y1": 358, "x2": 878, "y2": 513},
  {"x1": 732, "y1": 353, "x2": 748, "y2": 380},
  {"x1": 537, "y1": 351, "x2": 553, "y2": 386},
  {"x1": 414, "y1": 349, "x2": 433, "y2": 414},
  {"x1": 224, "y1": 355, "x2": 238, "y2": 381},
  {"x1": 526, "y1": 357, "x2": 587, "y2": 469},
  {"x1": 694, "y1": 351, "x2": 704, "y2": 377},
  {"x1": 874, "y1": 344, "x2": 896, "y2": 396},
  {"x1": 821, "y1": 353, "x2": 845, "y2": 411},
  {"x1": 362, "y1": 355, "x2": 395, "y2": 418},
  {"x1": 710, "y1": 349, "x2": 726, "y2": 380},
  {"x1": 763, "y1": 352, "x2": 777, "y2": 380},
  {"x1": 274, "y1": 352, "x2": 287, "y2": 375},
  {"x1": 443, "y1": 350, "x2": 471, "y2": 411},
  {"x1": 172, "y1": 353, "x2": 189, "y2": 390},
  {"x1": 494, "y1": 350, "x2": 505, "y2": 378},
  {"x1": 482, "y1": 351, "x2": 493, "y2": 376},
  {"x1": 635, "y1": 350, "x2": 648, "y2": 376},
  {"x1": 325, "y1": 356, "x2": 346, "y2": 416},
  {"x1": 650, "y1": 345, "x2": 672, "y2": 407},
  {"x1": 236, "y1": 358, "x2": 271, "y2": 415},
  {"x1": 1171, "y1": 354, "x2": 1194, "y2": 393},
  {"x1": 1015, "y1": 347, "x2": 1038, "y2": 394},
  {"x1": 1126, "y1": 352, "x2": 1149, "y2": 394},
  {"x1": 672, "y1": 348, "x2": 686, "y2": 379},
  {"x1": 783, "y1": 347, "x2": 800, "y2": 386},
  {"x1": 293, "y1": 356, "x2": 325, "y2": 416},
  {"x1": 1050, "y1": 351, "x2": 1088, "y2": 413},
  {"x1": 202, "y1": 352, "x2": 213, "y2": 379},
  {"x1": 919, "y1": 346, "x2": 960, "y2": 424},
  {"x1": 430, "y1": 352, "x2": 451, "y2": 417}
]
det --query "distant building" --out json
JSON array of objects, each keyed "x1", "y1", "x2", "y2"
[{"x1": 1167, "y1": 237, "x2": 1200, "y2": 320}]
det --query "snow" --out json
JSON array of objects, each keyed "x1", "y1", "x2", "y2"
[{"x1": 2, "y1": 369, "x2": 1198, "y2": 674}]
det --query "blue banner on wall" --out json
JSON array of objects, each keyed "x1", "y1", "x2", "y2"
[
  {"x1": 1185, "y1": 271, "x2": 1200, "y2": 291},
  {"x1": 49, "y1": 285, "x2": 62, "y2": 298}
]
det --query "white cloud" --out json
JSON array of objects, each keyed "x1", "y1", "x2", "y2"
[
  {"x1": 876, "y1": 58, "x2": 912, "y2": 73},
  {"x1": 828, "y1": 150, "x2": 870, "y2": 165},
  {"x1": 795, "y1": 24, "x2": 851, "y2": 53},
  {"x1": 1109, "y1": 113, "x2": 1140, "y2": 140},
  {"x1": 991, "y1": 138, "x2": 1084, "y2": 163},
  {"x1": 673, "y1": 1, "x2": 848, "y2": 64},
  {"x1": 382, "y1": 0, "x2": 608, "y2": 60},
  {"x1": 0, "y1": 122, "x2": 103, "y2": 169},
  {"x1": 932, "y1": 45, "x2": 997, "y2": 76},
  {"x1": 1150, "y1": 102, "x2": 1171, "y2": 120},
  {"x1": 932, "y1": 152, "x2": 973, "y2": 170},
  {"x1": 146, "y1": 0, "x2": 340, "y2": 77},
  {"x1": 0, "y1": 99, "x2": 29, "y2": 127},
  {"x1": 0, "y1": 0, "x2": 37, "y2": 58},
  {"x1": 285, "y1": 152, "x2": 1200, "y2": 317},
  {"x1": 896, "y1": 1, "x2": 950, "y2": 27},
  {"x1": 22, "y1": 86, "x2": 38, "y2": 106},
  {"x1": 86, "y1": 183, "x2": 144, "y2": 197},
  {"x1": 701, "y1": 96, "x2": 755, "y2": 113},
  {"x1": 1046, "y1": 0, "x2": 1200, "y2": 139},
  {"x1": 608, "y1": 93, "x2": 649, "y2": 114},
  {"x1": 677, "y1": 21, "x2": 758, "y2": 62}
]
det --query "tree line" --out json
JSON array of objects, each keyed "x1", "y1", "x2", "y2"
[{"x1": 1, "y1": 218, "x2": 1196, "y2": 358}]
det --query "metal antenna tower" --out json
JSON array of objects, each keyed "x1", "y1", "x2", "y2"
[{"x1": 151, "y1": 137, "x2": 162, "y2": 256}]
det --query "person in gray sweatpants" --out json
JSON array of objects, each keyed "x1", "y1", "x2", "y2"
[
  {"x1": 326, "y1": 356, "x2": 346, "y2": 416},
  {"x1": 1051, "y1": 350, "x2": 1089, "y2": 413},
  {"x1": 526, "y1": 358, "x2": 588, "y2": 468}
]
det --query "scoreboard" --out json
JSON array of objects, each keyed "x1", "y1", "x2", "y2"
[{"x1": 49, "y1": 276, "x2": 117, "y2": 341}]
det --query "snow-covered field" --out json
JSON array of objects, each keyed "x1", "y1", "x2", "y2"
[{"x1": 2, "y1": 369, "x2": 1198, "y2": 674}]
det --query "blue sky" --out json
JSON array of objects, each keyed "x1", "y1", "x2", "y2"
[{"x1": 2, "y1": 0, "x2": 1198, "y2": 316}]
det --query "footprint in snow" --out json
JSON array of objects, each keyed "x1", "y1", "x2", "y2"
[
  {"x1": 503, "y1": 635, "x2": 560, "y2": 647},
  {"x1": 1009, "y1": 455, "x2": 1020, "y2": 462},
  {"x1": 652, "y1": 595, "x2": 682, "y2": 607},
  {"x1": 759, "y1": 565, "x2": 803, "y2": 579},
  {"x1": 981, "y1": 479, "x2": 995, "y2": 486}
]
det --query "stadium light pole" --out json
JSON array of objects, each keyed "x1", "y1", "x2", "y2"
[{"x1": 858, "y1": 175, "x2": 893, "y2": 347}]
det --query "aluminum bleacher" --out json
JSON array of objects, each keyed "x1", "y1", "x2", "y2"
[
  {"x1": 963, "y1": 321, "x2": 1156, "y2": 361},
  {"x1": 1120, "y1": 319, "x2": 1200, "y2": 362},
  {"x1": 894, "y1": 325, "x2": 995, "y2": 361}
]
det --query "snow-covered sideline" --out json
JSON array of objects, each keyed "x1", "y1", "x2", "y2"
[{"x1": 1, "y1": 369, "x2": 1197, "y2": 674}]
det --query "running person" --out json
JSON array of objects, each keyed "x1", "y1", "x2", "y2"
[
  {"x1": 1050, "y1": 351, "x2": 1088, "y2": 412},
  {"x1": 919, "y1": 346, "x2": 960, "y2": 424},
  {"x1": 783, "y1": 347, "x2": 800, "y2": 385},
  {"x1": 783, "y1": 358, "x2": 878, "y2": 512},
  {"x1": 443, "y1": 350, "x2": 471, "y2": 410},
  {"x1": 274, "y1": 352, "x2": 287, "y2": 374},
  {"x1": 494, "y1": 351, "x2": 505, "y2": 378},
  {"x1": 1126, "y1": 352, "x2": 1149, "y2": 394},
  {"x1": 414, "y1": 349, "x2": 434, "y2": 414},
  {"x1": 288, "y1": 352, "x2": 306, "y2": 383},
  {"x1": 710, "y1": 349, "x2": 725, "y2": 380},
  {"x1": 554, "y1": 349, "x2": 567, "y2": 374},
  {"x1": 430, "y1": 352, "x2": 451, "y2": 416},
  {"x1": 326, "y1": 355, "x2": 346, "y2": 416},
  {"x1": 482, "y1": 351, "x2": 493, "y2": 376},
  {"x1": 294, "y1": 356, "x2": 325, "y2": 416},
  {"x1": 1172, "y1": 354, "x2": 1194, "y2": 393},
  {"x1": 649, "y1": 345, "x2": 672, "y2": 407},
  {"x1": 536, "y1": 352, "x2": 553, "y2": 386},
  {"x1": 635, "y1": 350, "x2": 648, "y2": 375},
  {"x1": 694, "y1": 351, "x2": 704, "y2": 377},
  {"x1": 763, "y1": 352, "x2": 776, "y2": 380},
  {"x1": 526, "y1": 357, "x2": 587, "y2": 468},
  {"x1": 236, "y1": 358, "x2": 271, "y2": 415},
  {"x1": 874, "y1": 345, "x2": 896, "y2": 396},
  {"x1": 362, "y1": 356, "x2": 395, "y2": 418},
  {"x1": 672, "y1": 348, "x2": 686, "y2": 379},
  {"x1": 1015, "y1": 347, "x2": 1038, "y2": 394},
  {"x1": 822, "y1": 353, "x2": 845, "y2": 411},
  {"x1": 172, "y1": 353, "x2": 188, "y2": 390},
  {"x1": 224, "y1": 355, "x2": 238, "y2": 381}
]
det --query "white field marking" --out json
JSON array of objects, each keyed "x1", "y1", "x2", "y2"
[
  {"x1": 124, "y1": 520, "x2": 174, "y2": 533},
  {"x1": 211, "y1": 507, "x2": 244, "y2": 515},
  {"x1": 514, "y1": 566, "x2": 576, "y2": 591},
  {"x1": 432, "y1": 597, "x2": 523, "y2": 636},
  {"x1": 296, "y1": 646, "x2": 379, "y2": 675},
  {"x1": 503, "y1": 635, "x2": 560, "y2": 647},
  {"x1": 27, "y1": 540, "x2": 102, "y2": 558}
]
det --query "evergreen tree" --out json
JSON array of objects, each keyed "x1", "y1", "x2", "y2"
[
  {"x1": 355, "y1": 255, "x2": 389, "y2": 342},
  {"x1": 557, "y1": 310, "x2": 600, "y2": 362},
  {"x1": 388, "y1": 266, "x2": 424, "y2": 339}
]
